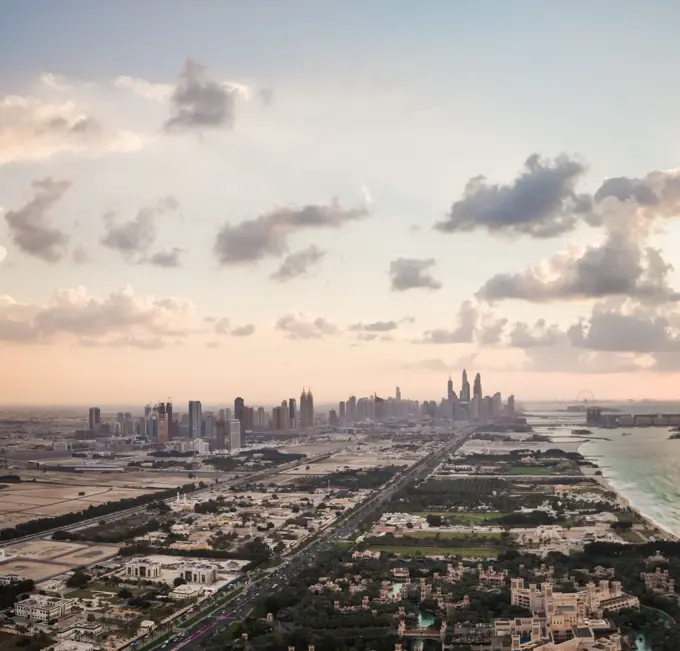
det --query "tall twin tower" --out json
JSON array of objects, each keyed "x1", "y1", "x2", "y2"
[{"x1": 299, "y1": 388, "x2": 315, "y2": 428}]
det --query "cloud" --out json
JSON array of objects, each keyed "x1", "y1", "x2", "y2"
[
  {"x1": 215, "y1": 318, "x2": 230, "y2": 335},
  {"x1": 349, "y1": 320, "x2": 398, "y2": 332},
  {"x1": 206, "y1": 341, "x2": 220, "y2": 349},
  {"x1": 72, "y1": 245, "x2": 90, "y2": 264},
  {"x1": 113, "y1": 75, "x2": 174, "y2": 101},
  {"x1": 5, "y1": 178, "x2": 71, "y2": 262},
  {"x1": 418, "y1": 301, "x2": 477, "y2": 344},
  {"x1": 270, "y1": 245, "x2": 326, "y2": 281},
  {"x1": 0, "y1": 285, "x2": 195, "y2": 347},
  {"x1": 164, "y1": 59, "x2": 237, "y2": 132},
  {"x1": 147, "y1": 248, "x2": 183, "y2": 268},
  {"x1": 0, "y1": 245, "x2": 7, "y2": 266},
  {"x1": 435, "y1": 153, "x2": 590, "y2": 238},
  {"x1": 276, "y1": 314, "x2": 338, "y2": 340},
  {"x1": 0, "y1": 94, "x2": 143, "y2": 164},
  {"x1": 231, "y1": 324, "x2": 255, "y2": 337},
  {"x1": 101, "y1": 196, "x2": 178, "y2": 261},
  {"x1": 402, "y1": 354, "x2": 479, "y2": 373},
  {"x1": 258, "y1": 88, "x2": 274, "y2": 106},
  {"x1": 508, "y1": 319, "x2": 568, "y2": 348},
  {"x1": 215, "y1": 199, "x2": 368, "y2": 265},
  {"x1": 389, "y1": 258, "x2": 442, "y2": 292},
  {"x1": 478, "y1": 233, "x2": 679, "y2": 304}
]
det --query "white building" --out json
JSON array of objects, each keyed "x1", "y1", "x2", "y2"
[
  {"x1": 15, "y1": 596, "x2": 73, "y2": 622},
  {"x1": 169, "y1": 584, "x2": 202, "y2": 600},
  {"x1": 191, "y1": 438, "x2": 210, "y2": 455},
  {"x1": 0, "y1": 574, "x2": 26, "y2": 585},
  {"x1": 228, "y1": 419, "x2": 242, "y2": 450},
  {"x1": 125, "y1": 559, "x2": 162, "y2": 579},
  {"x1": 179, "y1": 562, "x2": 217, "y2": 585}
]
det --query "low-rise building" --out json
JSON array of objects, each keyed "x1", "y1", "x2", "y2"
[
  {"x1": 125, "y1": 558, "x2": 162, "y2": 579},
  {"x1": 169, "y1": 584, "x2": 202, "y2": 600},
  {"x1": 179, "y1": 562, "x2": 217, "y2": 585},
  {"x1": 0, "y1": 574, "x2": 26, "y2": 585},
  {"x1": 15, "y1": 596, "x2": 73, "y2": 622}
]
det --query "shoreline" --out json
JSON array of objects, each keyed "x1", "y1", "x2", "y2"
[{"x1": 575, "y1": 439, "x2": 679, "y2": 542}]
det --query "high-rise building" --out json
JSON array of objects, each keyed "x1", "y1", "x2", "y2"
[
  {"x1": 227, "y1": 419, "x2": 242, "y2": 450},
  {"x1": 188, "y1": 401, "x2": 202, "y2": 438},
  {"x1": 329, "y1": 409, "x2": 339, "y2": 426},
  {"x1": 374, "y1": 395, "x2": 385, "y2": 422},
  {"x1": 461, "y1": 370, "x2": 471, "y2": 403},
  {"x1": 339, "y1": 401, "x2": 346, "y2": 419},
  {"x1": 234, "y1": 397, "x2": 245, "y2": 432},
  {"x1": 395, "y1": 386, "x2": 401, "y2": 402},
  {"x1": 299, "y1": 389, "x2": 314, "y2": 427},
  {"x1": 88, "y1": 407, "x2": 101, "y2": 432},
  {"x1": 216, "y1": 420, "x2": 227, "y2": 449},
  {"x1": 447, "y1": 376, "x2": 454, "y2": 401},
  {"x1": 158, "y1": 402, "x2": 170, "y2": 444},
  {"x1": 288, "y1": 398, "x2": 297, "y2": 428},
  {"x1": 203, "y1": 412, "x2": 215, "y2": 437},
  {"x1": 507, "y1": 395, "x2": 516, "y2": 414},
  {"x1": 347, "y1": 395, "x2": 357, "y2": 421},
  {"x1": 473, "y1": 373, "x2": 483, "y2": 401}
]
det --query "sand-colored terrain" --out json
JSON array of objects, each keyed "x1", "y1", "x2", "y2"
[
  {"x1": 0, "y1": 481, "x2": 164, "y2": 529},
  {"x1": 4, "y1": 539, "x2": 86, "y2": 560},
  {"x1": 0, "y1": 558, "x2": 74, "y2": 581}
]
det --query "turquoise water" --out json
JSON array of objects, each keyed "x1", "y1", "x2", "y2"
[{"x1": 579, "y1": 427, "x2": 680, "y2": 536}]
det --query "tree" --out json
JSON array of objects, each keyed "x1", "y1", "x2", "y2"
[
  {"x1": 66, "y1": 571, "x2": 90, "y2": 588},
  {"x1": 117, "y1": 588, "x2": 133, "y2": 599},
  {"x1": 174, "y1": 577, "x2": 187, "y2": 587}
]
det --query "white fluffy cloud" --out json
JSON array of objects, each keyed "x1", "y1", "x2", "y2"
[
  {"x1": 0, "y1": 95, "x2": 144, "y2": 165},
  {"x1": 0, "y1": 285, "x2": 196, "y2": 348}
]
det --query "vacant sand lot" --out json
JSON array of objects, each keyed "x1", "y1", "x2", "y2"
[
  {"x1": 0, "y1": 558, "x2": 73, "y2": 581},
  {"x1": 0, "y1": 481, "x2": 164, "y2": 529},
  {"x1": 5, "y1": 539, "x2": 86, "y2": 560},
  {"x1": 54, "y1": 545, "x2": 120, "y2": 565}
]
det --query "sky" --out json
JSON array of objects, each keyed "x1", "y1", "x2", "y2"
[{"x1": 3, "y1": 0, "x2": 680, "y2": 406}]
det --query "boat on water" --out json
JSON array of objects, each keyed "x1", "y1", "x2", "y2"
[{"x1": 621, "y1": 432, "x2": 632, "y2": 436}]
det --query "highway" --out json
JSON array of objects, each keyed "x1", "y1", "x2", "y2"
[{"x1": 163, "y1": 426, "x2": 476, "y2": 651}]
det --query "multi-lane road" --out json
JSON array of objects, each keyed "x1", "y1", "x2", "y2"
[{"x1": 166, "y1": 427, "x2": 476, "y2": 651}]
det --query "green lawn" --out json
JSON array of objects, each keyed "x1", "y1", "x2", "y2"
[
  {"x1": 409, "y1": 531, "x2": 502, "y2": 540},
  {"x1": 367, "y1": 545, "x2": 497, "y2": 558},
  {"x1": 415, "y1": 511, "x2": 506, "y2": 523},
  {"x1": 507, "y1": 465, "x2": 555, "y2": 476}
]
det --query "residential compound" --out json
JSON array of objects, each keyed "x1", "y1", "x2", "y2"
[{"x1": 494, "y1": 579, "x2": 639, "y2": 649}]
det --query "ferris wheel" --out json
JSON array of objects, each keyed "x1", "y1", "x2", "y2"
[{"x1": 576, "y1": 390, "x2": 595, "y2": 403}]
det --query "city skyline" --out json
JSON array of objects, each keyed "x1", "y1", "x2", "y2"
[{"x1": 4, "y1": 2, "x2": 680, "y2": 404}]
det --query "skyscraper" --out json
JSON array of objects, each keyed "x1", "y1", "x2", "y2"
[
  {"x1": 234, "y1": 397, "x2": 244, "y2": 432},
  {"x1": 88, "y1": 407, "x2": 101, "y2": 432},
  {"x1": 188, "y1": 400, "x2": 202, "y2": 438},
  {"x1": 447, "y1": 376, "x2": 454, "y2": 401},
  {"x1": 461, "y1": 369, "x2": 471, "y2": 403},
  {"x1": 395, "y1": 386, "x2": 401, "y2": 402},
  {"x1": 374, "y1": 395, "x2": 385, "y2": 422},
  {"x1": 473, "y1": 373, "x2": 483, "y2": 401},
  {"x1": 288, "y1": 398, "x2": 297, "y2": 428},
  {"x1": 299, "y1": 389, "x2": 314, "y2": 427},
  {"x1": 227, "y1": 419, "x2": 242, "y2": 450},
  {"x1": 158, "y1": 402, "x2": 170, "y2": 444},
  {"x1": 347, "y1": 395, "x2": 357, "y2": 421},
  {"x1": 339, "y1": 401, "x2": 346, "y2": 419}
]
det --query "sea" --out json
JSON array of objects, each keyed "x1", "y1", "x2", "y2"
[{"x1": 524, "y1": 401, "x2": 680, "y2": 538}]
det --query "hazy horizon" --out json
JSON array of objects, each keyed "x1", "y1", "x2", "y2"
[{"x1": 4, "y1": 2, "x2": 680, "y2": 403}]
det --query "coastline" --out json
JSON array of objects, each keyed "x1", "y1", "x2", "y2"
[{"x1": 575, "y1": 439, "x2": 679, "y2": 541}]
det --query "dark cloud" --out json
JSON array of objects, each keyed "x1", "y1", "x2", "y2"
[
  {"x1": 349, "y1": 321, "x2": 398, "y2": 332},
  {"x1": 5, "y1": 178, "x2": 71, "y2": 263},
  {"x1": 231, "y1": 324, "x2": 255, "y2": 337},
  {"x1": 594, "y1": 177, "x2": 659, "y2": 205},
  {"x1": 101, "y1": 197, "x2": 178, "y2": 261},
  {"x1": 389, "y1": 258, "x2": 442, "y2": 292},
  {"x1": 270, "y1": 245, "x2": 326, "y2": 281},
  {"x1": 276, "y1": 314, "x2": 338, "y2": 340},
  {"x1": 215, "y1": 200, "x2": 368, "y2": 265},
  {"x1": 147, "y1": 248, "x2": 183, "y2": 268},
  {"x1": 164, "y1": 59, "x2": 236, "y2": 132},
  {"x1": 435, "y1": 154, "x2": 590, "y2": 238},
  {"x1": 478, "y1": 233, "x2": 679, "y2": 304}
]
